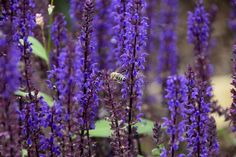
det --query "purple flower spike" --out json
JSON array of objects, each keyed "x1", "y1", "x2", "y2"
[
  {"x1": 50, "y1": 14, "x2": 68, "y2": 68},
  {"x1": 70, "y1": 0, "x2": 85, "y2": 31},
  {"x1": 185, "y1": 67, "x2": 219, "y2": 157},
  {"x1": 162, "y1": 75, "x2": 187, "y2": 157},
  {"x1": 229, "y1": 0, "x2": 236, "y2": 33},
  {"x1": 207, "y1": 117, "x2": 219, "y2": 156},
  {"x1": 187, "y1": 0, "x2": 212, "y2": 82},
  {"x1": 0, "y1": 34, "x2": 20, "y2": 99},
  {"x1": 76, "y1": 0, "x2": 100, "y2": 156},
  {"x1": 113, "y1": 0, "x2": 132, "y2": 68},
  {"x1": 157, "y1": 0, "x2": 179, "y2": 84},
  {"x1": 117, "y1": 0, "x2": 148, "y2": 155},
  {"x1": 230, "y1": 43, "x2": 236, "y2": 132},
  {"x1": 0, "y1": 0, "x2": 18, "y2": 23},
  {"x1": 0, "y1": 26, "x2": 21, "y2": 157},
  {"x1": 94, "y1": 0, "x2": 113, "y2": 70},
  {"x1": 102, "y1": 72, "x2": 129, "y2": 157}
]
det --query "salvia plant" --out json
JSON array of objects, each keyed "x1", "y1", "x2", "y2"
[{"x1": 0, "y1": 0, "x2": 235, "y2": 156}]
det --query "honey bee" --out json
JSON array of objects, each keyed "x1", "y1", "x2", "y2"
[{"x1": 110, "y1": 72, "x2": 126, "y2": 83}]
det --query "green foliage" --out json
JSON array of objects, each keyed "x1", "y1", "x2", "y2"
[
  {"x1": 21, "y1": 149, "x2": 28, "y2": 157},
  {"x1": 152, "y1": 144, "x2": 164, "y2": 157},
  {"x1": 15, "y1": 90, "x2": 53, "y2": 107},
  {"x1": 136, "y1": 118, "x2": 155, "y2": 135},
  {"x1": 90, "y1": 119, "x2": 154, "y2": 138},
  {"x1": 28, "y1": 36, "x2": 49, "y2": 65},
  {"x1": 90, "y1": 119, "x2": 112, "y2": 137}
]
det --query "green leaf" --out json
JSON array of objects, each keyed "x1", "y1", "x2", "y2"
[
  {"x1": 89, "y1": 118, "x2": 154, "y2": 138},
  {"x1": 152, "y1": 148, "x2": 161, "y2": 156},
  {"x1": 152, "y1": 144, "x2": 164, "y2": 157},
  {"x1": 21, "y1": 149, "x2": 28, "y2": 157},
  {"x1": 15, "y1": 90, "x2": 53, "y2": 107},
  {"x1": 28, "y1": 36, "x2": 49, "y2": 65},
  {"x1": 89, "y1": 119, "x2": 112, "y2": 137},
  {"x1": 136, "y1": 118, "x2": 154, "y2": 135}
]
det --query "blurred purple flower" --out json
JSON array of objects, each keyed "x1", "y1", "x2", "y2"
[
  {"x1": 145, "y1": 0, "x2": 158, "y2": 70},
  {"x1": 0, "y1": 36, "x2": 20, "y2": 98},
  {"x1": 94, "y1": 0, "x2": 113, "y2": 70},
  {"x1": 70, "y1": 0, "x2": 85, "y2": 31},
  {"x1": 157, "y1": 0, "x2": 179, "y2": 84},
  {"x1": 0, "y1": 26, "x2": 21, "y2": 156},
  {"x1": 229, "y1": 0, "x2": 236, "y2": 33},
  {"x1": 187, "y1": 0, "x2": 209, "y2": 55},
  {"x1": 50, "y1": 14, "x2": 68, "y2": 68},
  {"x1": 187, "y1": 0, "x2": 212, "y2": 82}
]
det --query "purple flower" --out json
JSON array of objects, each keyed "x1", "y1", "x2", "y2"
[
  {"x1": 207, "y1": 117, "x2": 219, "y2": 156},
  {"x1": 102, "y1": 72, "x2": 129, "y2": 156},
  {"x1": 229, "y1": 0, "x2": 236, "y2": 33},
  {"x1": 94, "y1": 0, "x2": 113, "y2": 70},
  {"x1": 0, "y1": 0, "x2": 18, "y2": 23},
  {"x1": 14, "y1": 0, "x2": 35, "y2": 96},
  {"x1": 145, "y1": 0, "x2": 158, "y2": 67},
  {"x1": 0, "y1": 28, "x2": 21, "y2": 156},
  {"x1": 0, "y1": 34, "x2": 20, "y2": 99},
  {"x1": 17, "y1": 95, "x2": 49, "y2": 156},
  {"x1": 153, "y1": 122, "x2": 162, "y2": 145},
  {"x1": 50, "y1": 14, "x2": 67, "y2": 68},
  {"x1": 75, "y1": 0, "x2": 100, "y2": 155},
  {"x1": 112, "y1": 0, "x2": 132, "y2": 68},
  {"x1": 230, "y1": 43, "x2": 236, "y2": 132},
  {"x1": 157, "y1": 0, "x2": 179, "y2": 84},
  {"x1": 54, "y1": 43, "x2": 81, "y2": 155},
  {"x1": 187, "y1": 0, "x2": 213, "y2": 81},
  {"x1": 117, "y1": 0, "x2": 148, "y2": 154},
  {"x1": 37, "y1": 98, "x2": 63, "y2": 156},
  {"x1": 162, "y1": 75, "x2": 187, "y2": 157},
  {"x1": 14, "y1": 0, "x2": 35, "y2": 43},
  {"x1": 70, "y1": 0, "x2": 85, "y2": 31},
  {"x1": 187, "y1": 0, "x2": 209, "y2": 55},
  {"x1": 185, "y1": 67, "x2": 219, "y2": 157}
]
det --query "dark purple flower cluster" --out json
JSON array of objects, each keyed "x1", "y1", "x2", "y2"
[
  {"x1": 230, "y1": 43, "x2": 236, "y2": 132},
  {"x1": 102, "y1": 72, "x2": 129, "y2": 156},
  {"x1": 161, "y1": 75, "x2": 187, "y2": 157},
  {"x1": 185, "y1": 67, "x2": 219, "y2": 157}
]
